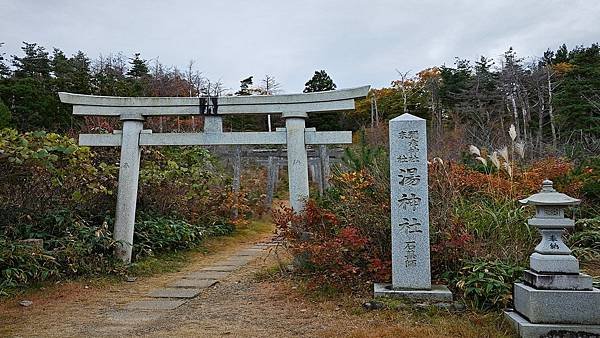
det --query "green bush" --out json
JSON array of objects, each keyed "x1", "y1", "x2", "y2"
[
  {"x1": 138, "y1": 146, "x2": 236, "y2": 225},
  {"x1": 0, "y1": 209, "x2": 122, "y2": 295},
  {"x1": 0, "y1": 128, "x2": 117, "y2": 229},
  {"x1": 451, "y1": 197, "x2": 535, "y2": 263},
  {"x1": 447, "y1": 260, "x2": 524, "y2": 311},
  {"x1": 569, "y1": 156, "x2": 600, "y2": 217},
  {"x1": 0, "y1": 240, "x2": 59, "y2": 295},
  {"x1": 133, "y1": 214, "x2": 234, "y2": 259}
]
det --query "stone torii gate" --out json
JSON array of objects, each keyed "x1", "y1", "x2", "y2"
[{"x1": 59, "y1": 86, "x2": 369, "y2": 263}]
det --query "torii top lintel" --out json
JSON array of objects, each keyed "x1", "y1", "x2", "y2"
[{"x1": 58, "y1": 86, "x2": 370, "y2": 116}]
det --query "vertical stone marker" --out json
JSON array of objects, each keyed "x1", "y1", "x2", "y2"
[
  {"x1": 374, "y1": 113, "x2": 452, "y2": 301},
  {"x1": 390, "y1": 113, "x2": 431, "y2": 289}
]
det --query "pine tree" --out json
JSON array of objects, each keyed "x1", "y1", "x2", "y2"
[
  {"x1": 126, "y1": 53, "x2": 149, "y2": 96},
  {"x1": 127, "y1": 53, "x2": 149, "y2": 78},
  {"x1": 303, "y1": 70, "x2": 336, "y2": 93},
  {"x1": 303, "y1": 70, "x2": 339, "y2": 130},
  {"x1": 12, "y1": 42, "x2": 51, "y2": 79},
  {"x1": 236, "y1": 76, "x2": 254, "y2": 95},
  {"x1": 0, "y1": 43, "x2": 10, "y2": 78},
  {"x1": 69, "y1": 51, "x2": 91, "y2": 94}
]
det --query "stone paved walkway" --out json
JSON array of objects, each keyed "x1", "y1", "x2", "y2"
[{"x1": 119, "y1": 242, "x2": 276, "y2": 313}]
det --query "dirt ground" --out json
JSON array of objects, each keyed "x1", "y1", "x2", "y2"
[{"x1": 0, "y1": 225, "x2": 515, "y2": 338}]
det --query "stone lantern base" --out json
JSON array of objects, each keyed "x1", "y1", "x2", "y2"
[
  {"x1": 505, "y1": 283, "x2": 600, "y2": 337},
  {"x1": 505, "y1": 310, "x2": 600, "y2": 338}
]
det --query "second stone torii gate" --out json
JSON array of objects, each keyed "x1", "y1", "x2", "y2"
[{"x1": 59, "y1": 86, "x2": 369, "y2": 263}]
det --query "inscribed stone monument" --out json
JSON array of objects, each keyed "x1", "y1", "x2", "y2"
[{"x1": 374, "y1": 113, "x2": 451, "y2": 301}]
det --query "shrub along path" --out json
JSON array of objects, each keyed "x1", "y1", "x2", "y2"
[{"x1": 1, "y1": 221, "x2": 513, "y2": 338}]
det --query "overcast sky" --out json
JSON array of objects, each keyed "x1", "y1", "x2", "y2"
[{"x1": 1, "y1": 0, "x2": 599, "y2": 93}]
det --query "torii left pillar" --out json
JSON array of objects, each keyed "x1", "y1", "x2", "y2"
[
  {"x1": 114, "y1": 113, "x2": 144, "y2": 263},
  {"x1": 283, "y1": 112, "x2": 310, "y2": 212}
]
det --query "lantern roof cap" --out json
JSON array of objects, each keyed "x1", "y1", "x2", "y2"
[{"x1": 519, "y1": 180, "x2": 580, "y2": 206}]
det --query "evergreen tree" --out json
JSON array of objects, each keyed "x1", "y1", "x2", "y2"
[
  {"x1": 554, "y1": 44, "x2": 569, "y2": 63},
  {"x1": 0, "y1": 42, "x2": 60, "y2": 130},
  {"x1": 125, "y1": 53, "x2": 149, "y2": 96},
  {"x1": 303, "y1": 70, "x2": 339, "y2": 130},
  {"x1": 68, "y1": 51, "x2": 92, "y2": 94},
  {"x1": 0, "y1": 98, "x2": 11, "y2": 128},
  {"x1": 554, "y1": 43, "x2": 600, "y2": 137},
  {"x1": 228, "y1": 76, "x2": 263, "y2": 131},
  {"x1": 12, "y1": 42, "x2": 51, "y2": 79},
  {"x1": 303, "y1": 70, "x2": 336, "y2": 93},
  {"x1": 236, "y1": 76, "x2": 254, "y2": 95},
  {"x1": 127, "y1": 53, "x2": 149, "y2": 78},
  {"x1": 0, "y1": 43, "x2": 10, "y2": 78}
]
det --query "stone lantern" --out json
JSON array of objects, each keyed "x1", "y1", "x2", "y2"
[
  {"x1": 520, "y1": 179, "x2": 584, "y2": 282},
  {"x1": 505, "y1": 180, "x2": 600, "y2": 337}
]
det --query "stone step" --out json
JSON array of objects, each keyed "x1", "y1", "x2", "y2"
[
  {"x1": 236, "y1": 249, "x2": 264, "y2": 256},
  {"x1": 147, "y1": 288, "x2": 202, "y2": 299},
  {"x1": 200, "y1": 265, "x2": 239, "y2": 272},
  {"x1": 185, "y1": 271, "x2": 231, "y2": 280},
  {"x1": 125, "y1": 299, "x2": 187, "y2": 310},
  {"x1": 223, "y1": 256, "x2": 255, "y2": 265},
  {"x1": 169, "y1": 279, "x2": 218, "y2": 289}
]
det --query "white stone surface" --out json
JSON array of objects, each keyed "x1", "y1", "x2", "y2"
[
  {"x1": 522, "y1": 270, "x2": 593, "y2": 290},
  {"x1": 530, "y1": 252, "x2": 579, "y2": 274},
  {"x1": 505, "y1": 310, "x2": 600, "y2": 338},
  {"x1": 513, "y1": 283, "x2": 600, "y2": 324},
  {"x1": 285, "y1": 113, "x2": 310, "y2": 212},
  {"x1": 389, "y1": 114, "x2": 431, "y2": 290},
  {"x1": 79, "y1": 130, "x2": 352, "y2": 147},
  {"x1": 373, "y1": 283, "x2": 452, "y2": 301},
  {"x1": 185, "y1": 271, "x2": 230, "y2": 280},
  {"x1": 113, "y1": 116, "x2": 144, "y2": 263},
  {"x1": 204, "y1": 115, "x2": 223, "y2": 133},
  {"x1": 58, "y1": 86, "x2": 369, "y2": 116}
]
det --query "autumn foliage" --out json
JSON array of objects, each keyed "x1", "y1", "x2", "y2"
[{"x1": 276, "y1": 155, "x2": 589, "y2": 291}]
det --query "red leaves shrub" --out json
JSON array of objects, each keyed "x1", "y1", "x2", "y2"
[
  {"x1": 433, "y1": 157, "x2": 576, "y2": 201},
  {"x1": 274, "y1": 200, "x2": 389, "y2": 289}
]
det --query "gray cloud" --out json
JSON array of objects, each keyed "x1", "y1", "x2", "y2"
[{"x1": 1, "y1": 0, "x2": 599, "y2": 92}]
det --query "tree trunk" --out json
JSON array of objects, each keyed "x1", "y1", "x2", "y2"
[
  {"x1": 537, "y1": 94, "x2": 544, "y2": 153},
  {"x1": 546, "y1": 67, "x2": 558, "y2": 149},
  {"x1": 510, "y1": 91, "x2": 521, "y2": 140}
]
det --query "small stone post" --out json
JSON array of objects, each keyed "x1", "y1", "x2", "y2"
[
  {"x1": 265, "y1": 155, "x2": 278, "y2": 210},
  {"x1": 374, "y1": 113, "x2": 452, "y2": 301},
  {"x1": 114, "y1": 114, "x2": 144, "y2": 263},
  {"x1": 319, "y1": 145, "x2": 330, "y2": 191},
  {"x1": 283, "y1": 112, "x2": 309, "y2": 212},
  {"x1": 232, "y1": 145, "x2": 242, "y2": 219},
  {"x1": 505, "y1": 180, "x2": 600, "y2": 337}
]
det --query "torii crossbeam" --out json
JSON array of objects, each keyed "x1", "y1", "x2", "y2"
[{"x1": 59, "y1": 86, "x2": 369, "y2": 263}]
